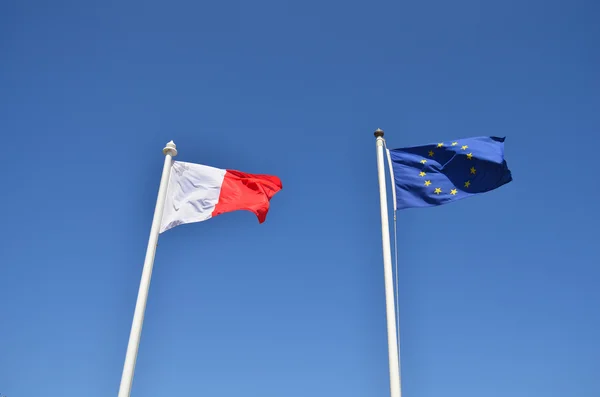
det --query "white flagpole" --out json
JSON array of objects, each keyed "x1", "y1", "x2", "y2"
[
  {"x1": 118, "y1": 140, "x2": 178, "y2": 397},
  {"x1": 374, "y1": 129, "x2": 402, "y2": 397}
]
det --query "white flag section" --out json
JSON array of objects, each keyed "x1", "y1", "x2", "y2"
[
  {"x1": 160, "y1": 161, "x2": 226, "y2": 233},
  {"x1": 159, "y1": 160, "x2": 282, "y2": 233}
]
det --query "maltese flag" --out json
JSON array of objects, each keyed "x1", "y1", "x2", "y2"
[{"x1": 159, "y1": 161, "x2": 282, "y2": 233}]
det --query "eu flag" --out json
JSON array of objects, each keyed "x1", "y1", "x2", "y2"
[{"x1": 388, "y1": 136, "x2": 512, "y2": 210}]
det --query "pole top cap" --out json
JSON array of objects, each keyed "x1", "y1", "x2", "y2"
[
  {"x1": 374, "y1": 128, "x2": 384, "y2": 138},
  {"x1": 163, "y1": 140, "x2": 178, "y2": 156}
]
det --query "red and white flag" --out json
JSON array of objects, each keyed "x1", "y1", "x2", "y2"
[{"x1": 159, "y1": 161, "x2": 282, "y2": 233}]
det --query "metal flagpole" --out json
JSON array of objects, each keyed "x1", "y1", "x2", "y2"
[
  {"x1": 118, "y1": 140, "x2": 178, "y2": 397},
  {"x1": 374, "y1": 129, "x2": 402, "y2": 397}
]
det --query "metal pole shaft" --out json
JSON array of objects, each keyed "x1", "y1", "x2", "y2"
[
  {"x1": 118, "y1": 141, "x2": 177, "y2": 397},
  {"x1": 374, "y1": 129, "x2": 401, "y2": 397}
]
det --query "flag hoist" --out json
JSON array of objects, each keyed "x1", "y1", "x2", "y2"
[
  {"x1": 374, "y1": 128, "x2": 513, "y2": 397},
  {"x1": 117, "y1": 141, "x2": 282, "y2": 397}
]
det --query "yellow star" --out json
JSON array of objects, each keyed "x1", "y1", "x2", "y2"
[
  {"x1": 424, "y1": 180, "x2": 431, "y2": 186},
  {"x1": 437, "y1": 143, "x2": 443, "y2": 148},
  {"x1": 451, "y1": 142, "x2": 458, "y2": 146},
  {"x1": 466, "y1": 152, "x2": 473, "y2": 160},
  {"x1": 470, "y1": 166, "x2": 476, "y2": 175},
  {"x1": 419, "y1": 171, "x2": 426, "y2": 177},
  {"x1": 461, "y1": 145, "x2": 468, "y2": 150},
  {"x1": 420, "y1": 159, "x2": 427, "y2": 164},
  {"x1": 464, "y1": 180, "x2": 471, "y2": 188},
  {"x1": 450, "y1": 189, "x2": 457, "y2": 195},
  {"x1": 434, "y1": 187, "x2": 442, "y2": 194},
  {"x1": 428, "y1": 150, "x2": 434, "y2": 157}
]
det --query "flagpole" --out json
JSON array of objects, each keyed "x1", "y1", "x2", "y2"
[
  {"x1": 374, "y1": 129, "x2": 402, "y2": 397},
  {"x1": 118, "y1": 140, "x2": 177, "y2": 397}
]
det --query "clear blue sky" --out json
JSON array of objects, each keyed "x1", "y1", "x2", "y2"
[{"x1": 1, "y1": 0, "x2": 598, "y2": 396}]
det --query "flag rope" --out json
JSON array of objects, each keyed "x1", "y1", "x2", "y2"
[{"x1": 393, "y1": 209, "x2": 400, "y2": 367}]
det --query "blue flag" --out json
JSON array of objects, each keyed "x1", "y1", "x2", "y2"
[{"x1": 388, "y1": 136, "x2": 512, "y2": 210}]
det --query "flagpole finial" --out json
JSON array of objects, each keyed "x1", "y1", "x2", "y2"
[
  {"x1": 374, "y1": 128, "x2": 384, "y2": 138},
  {"x1": 163, "y1": 140, "x2": 178, "y2": 157}
]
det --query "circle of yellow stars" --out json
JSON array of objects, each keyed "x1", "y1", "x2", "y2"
[{"x1": 417, "y1": 140, "x2": 476, "y2": 196}]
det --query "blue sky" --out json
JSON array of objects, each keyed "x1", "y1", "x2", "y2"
[{"x1": 1, "y1": 0, "x2": 599, "y2": 396}]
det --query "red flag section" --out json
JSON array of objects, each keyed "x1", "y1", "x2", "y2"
[{"x1": 213, "y1": 170, "x2": 283, "y2": 223}]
